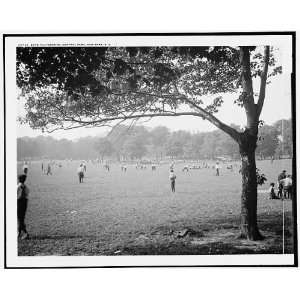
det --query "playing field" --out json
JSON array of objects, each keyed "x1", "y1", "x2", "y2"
[{"x1": 17, "y1": 159, "x2": 294, "y2": 255}]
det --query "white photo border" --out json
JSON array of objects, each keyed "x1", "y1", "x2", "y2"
[{"x1": 3, "y1": 32, "x2": 297, "y2": 268}]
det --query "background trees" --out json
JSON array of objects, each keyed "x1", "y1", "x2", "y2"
[
  {"x1": 274, "y1": 119, "x2": 293, "y2": 158},
  {"x1": 17, "y1": 119, "x2": 291, "y2": 161},
  {"x1": 94, "y1": 137, "x2": 114, "y2": 162},
  {"x1": 256, "y1": 125, "x2": 279, "y2": 159},
  {"x1": 150, "y1": 126, "x2": 170, "y2": 161}
]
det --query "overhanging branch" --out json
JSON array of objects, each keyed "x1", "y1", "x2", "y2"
[
  {"x1": 68, "y1": 112, "x2": 202, "y2": 125},
  {"x1": 257, "y1": 46, "x2": 270, "y2": 117},
  {"x1": 181, "y1": 96, "x2": 240, "y2": 141}
]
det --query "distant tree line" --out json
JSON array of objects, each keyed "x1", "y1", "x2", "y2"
[{"x1": 17, "y1": 119, "x2": 292, "y2": 161}]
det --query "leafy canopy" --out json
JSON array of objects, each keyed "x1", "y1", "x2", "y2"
[{"x1": 17, "y1": 46, "x2": 280, "y2": 133}]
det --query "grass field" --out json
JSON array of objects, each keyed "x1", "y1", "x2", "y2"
[{"x1": 17, "y1": 159, "x2": 294, "y2": 256}]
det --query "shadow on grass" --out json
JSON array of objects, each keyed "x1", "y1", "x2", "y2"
[{"x1": 18, "y1": 211, "x2": 294, "y2": 256}]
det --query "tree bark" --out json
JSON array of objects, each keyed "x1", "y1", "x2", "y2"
[{"x1": 238, "y1": 130, "x2": 264, "y2": 240}]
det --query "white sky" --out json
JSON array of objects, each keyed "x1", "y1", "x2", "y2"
[{"x1": 17, "y1": 48, "x2": 292, "y2": 140}]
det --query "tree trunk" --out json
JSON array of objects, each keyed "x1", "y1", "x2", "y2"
[{"x1": 239, "y1": 130, "x2": 264, "y2": 240}]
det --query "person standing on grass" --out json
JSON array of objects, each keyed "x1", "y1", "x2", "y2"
[
  {"x1": 277, "y1": 170, "x2": 286, "y2": 198},
  {"x1": 281, "y1": 174, "x2": 292, "y2": 199},
  {"x1": 215, "y1": 161, "x2": 220, "y2": 176},
  {"x1": 169, "y1": 169, "x2": 176, "y2": 193},
  {"x1": 46, "y1": 162, "x2": 52, "y2": 176},
  {"x1": 23, "y1": 161, "x2": 29, "y2": 175},
  {"x1": 17, "y1": 174, "x2": 30, "y2": 239},
  {"x1": 77, "y1": 163, "x2": 85, "y2": 183}
]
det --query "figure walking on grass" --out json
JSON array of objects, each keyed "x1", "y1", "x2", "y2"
[
  {"x1": 46, "y1": 163, "x2": 52, "y2": 176},
  {"x1": 215, "y1": 161, "x2": 220, "y2": 176},
  {"x1": 277, "y1": 170, "x2": 286, "y2": 198},
  {"x1": 77, "y1": 163, "x2": 85, "y2": 183},
  {"x1": 281, "y1": 174, "x2": 292, "y2": 199},
  {"x1": 169, "y1": 169, "x2": 176, "y2": 193},
  {"x1": 17, "y1": 174, "x2": 30, "y2": 239}
]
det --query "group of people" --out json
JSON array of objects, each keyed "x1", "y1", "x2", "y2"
[
  {"x1": 269, "y1": 170, "x2": 293, "y2": 200},
  {"x1": 42, "y1": 162, "x2": 53, "y2": 175},
  {"x1": 135, "y1": 163, "x2": 152, "y2": 170},
  {"x1": 169, "y1": 161, "x2": 224, "y2": 192},
  {"x1": 182, "y1": 162, "x2": 223, "y2": 176}
]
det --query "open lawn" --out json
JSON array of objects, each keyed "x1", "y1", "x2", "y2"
[{"x1": 17, "y1": 159, "x2": 294, "y2": 255}]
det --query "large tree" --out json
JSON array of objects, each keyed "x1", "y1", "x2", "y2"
[{"x1": 17, "y1": 45, "x2": 281, "y2": 240}]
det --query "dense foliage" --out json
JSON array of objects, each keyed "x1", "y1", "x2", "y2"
[{"x1": 17, "y1": 46, "x2": 280, "y2": 135}]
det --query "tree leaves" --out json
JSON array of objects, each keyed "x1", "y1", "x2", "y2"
[{"x1": 16, "y1": 46, "x2": 280, "y2": 132}]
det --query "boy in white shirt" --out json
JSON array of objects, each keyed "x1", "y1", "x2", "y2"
[
  {"x1": 281, "y1": 175, "x2": 292, "y2": 199},
  {"x1": 169, "y1": 169, "x2": 176, "y2": 192}
]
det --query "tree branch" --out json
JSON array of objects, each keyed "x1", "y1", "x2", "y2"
[
  {"x1": 66, "y1": 112, "x2": 202, "y2": 125},
  {"x1": 257, "y1": 46, "x2": 270, "y2": 117},
  {"x1": 180, "y1": 96, "x2": 240, "y2": 141},
  {"x1": 110, "y1": 88, "x2": 241, "y2": 141}
]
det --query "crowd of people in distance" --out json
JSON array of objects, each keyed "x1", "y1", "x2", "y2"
[
  {"x1": 41, "y1": 160, "x2": 63, "y2": 175},
  {"x1": 17, "y1": 158, "x2": 293, "y2": 242},
  {"x1": 268, "y1": 170, "x2": 293, "y2": 200},
  {"x1": 181, "y1": 161, "x2": 237, "y2": 176}
]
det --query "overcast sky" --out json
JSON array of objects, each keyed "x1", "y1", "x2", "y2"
[{"x1": 17, "y1": 48, "x2": 292, "y2": 140}]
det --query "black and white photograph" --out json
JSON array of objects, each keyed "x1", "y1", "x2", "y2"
[{"x1": 3, "y1": 33, "x2": 297, "y2": 267}]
